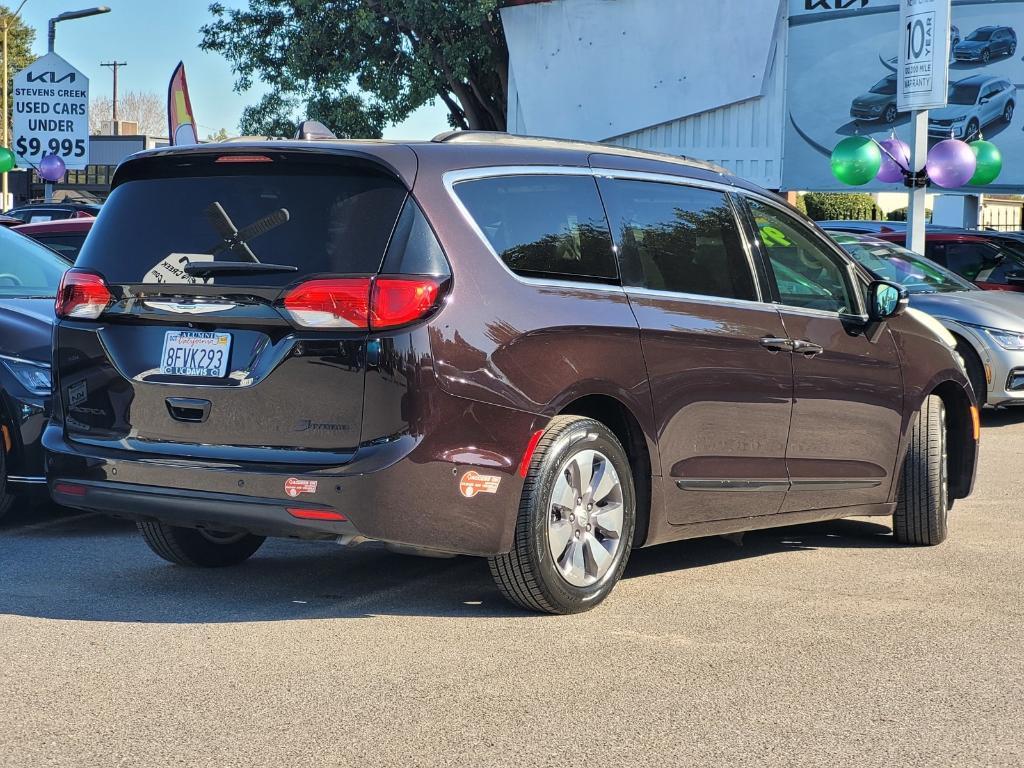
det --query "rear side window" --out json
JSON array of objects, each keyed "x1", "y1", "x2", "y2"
[
  {"x1": 598, "y1": 178, "x2": 756, "y2": 300},
  {"x1": 453, "y1": 174, "x2": 617, "y2": 282},
  {"x1": 33, "y1": 233, "x2": 86, "y2": 262},
  {"x1": 76, "y1": 157, "x2": 408, "y2": 287}
]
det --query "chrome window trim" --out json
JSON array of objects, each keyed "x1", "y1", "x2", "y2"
[
  {"x1": 442, "y1": 166, "x2": 626, "y2": 294},
  {"x1": 442, "y1": 165, "x2": 772, "y2": 304},
  {"x1": 624, "y1": 286, "x2": 778, "y2": 313}
]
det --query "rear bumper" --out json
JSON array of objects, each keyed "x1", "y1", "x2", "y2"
[{"x1": 44, "y1": 396, "x2": 544, "y2": 556}]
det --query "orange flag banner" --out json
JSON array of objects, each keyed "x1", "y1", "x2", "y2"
[{"x1": 167, "y1": 61, "x2": 198, "y2": 145}]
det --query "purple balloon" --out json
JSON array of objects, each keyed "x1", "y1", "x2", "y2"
[
  {"x1": 877, "y1": 138, "x2": 911, "y2": 183},
  {"x1": 38, "y1": 153, "x2": 66, "y2": 182},
  {"x1": 927, "y1": 139, "x2": 977, "y2": 189}
]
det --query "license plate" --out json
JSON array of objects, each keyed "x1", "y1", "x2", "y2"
[{"x1": 160, "y1": 331, "x2": 232, "y2": 378}]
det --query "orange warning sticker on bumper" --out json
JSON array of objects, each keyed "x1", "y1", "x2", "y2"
[{"x1": 459, "y1": 471, "x2": 501, "y2": 498}]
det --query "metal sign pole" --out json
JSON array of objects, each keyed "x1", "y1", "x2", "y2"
[{"x1": 907, "y1": 110, "x2": 928, "y2": 254}]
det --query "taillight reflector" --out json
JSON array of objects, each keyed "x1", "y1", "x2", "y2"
[
  {"x1": 54, "y1": 483, "x2": 87, "y2": 497},
  {"x1": 56, "y1": 269, "x2": 112, "y2": 320},
  {"x1": 287, "y1": 507, "x2": 348, "y2": 522},
  {"x1": 518, "y1": 429, "x2": 545, "y2": 477},
  {"x1": 281, "y1": 276, "x2": 444, "y2": 330}
]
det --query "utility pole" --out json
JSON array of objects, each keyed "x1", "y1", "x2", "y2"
[{"x1": 100, "y1": 60, "x2": 126, "y2": 133}]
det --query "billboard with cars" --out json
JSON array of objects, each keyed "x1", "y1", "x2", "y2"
[{"x1": 785, "y1": 0, "x2": 1024, "y2": 191}]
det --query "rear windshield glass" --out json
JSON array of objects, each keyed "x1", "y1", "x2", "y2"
[{"x1": 76, "y1": 158, "x2": 408, "y2": 287}]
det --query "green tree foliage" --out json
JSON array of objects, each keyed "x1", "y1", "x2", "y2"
[
  {"x1": 1, "y1": 6, "x2": 36, "y2": 142},
  {"x1": 200, "y1": 1, "x2": 509, "y2": 139},
  {"x1": 803, "y1": 192, "x2": 883, "y2": 222},
  {"x1": 886, "y1": 207, "x2": 933, "y2": 222},
  {"x1": 206, "y1": 127, "x2": 231, "y2": 142}
]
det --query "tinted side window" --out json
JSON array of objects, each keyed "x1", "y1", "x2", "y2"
[
  {"x1": 598, "y1": 178, "x2": 755, "y2": 300},
  {"x1": 945, "y1": 243, "x2": 1002, "y2": 280},
  {"x1": 453, "y1": 175, "x2": 617, "y2": 282},
  {"x1": 746, "y1": 199, "x2": 856, "y2": 314}
]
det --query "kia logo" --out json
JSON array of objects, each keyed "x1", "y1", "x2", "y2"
[
  {"x1": 26, "y1": 69, "x2": 76, "y2": 84},
  {"x1": 805, "y1": 0, "x2": 869, "y2": 9}
]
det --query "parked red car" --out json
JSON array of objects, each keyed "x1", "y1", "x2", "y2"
[
  {"x1": 875, "y1": 231, "x2": 1024, "y2": 292},
  {"x1": 11, "y1": 218, "x2": 94, "y2": 264}
]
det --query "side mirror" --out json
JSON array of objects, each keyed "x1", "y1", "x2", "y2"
[
  {"x1": 868, "y1": 280, "x2": 909, "y2": 321},
  {"x1": 980, "y1": 97, "x2": 991, "y2": 104}
]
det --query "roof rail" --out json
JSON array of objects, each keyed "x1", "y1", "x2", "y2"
[{"x1": 431, "y1": 130, "x2": 726, "y2": 174}]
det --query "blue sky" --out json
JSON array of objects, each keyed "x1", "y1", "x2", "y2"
[{"x1": 15, "y1": 0, "x2": 450, "y2": 139}]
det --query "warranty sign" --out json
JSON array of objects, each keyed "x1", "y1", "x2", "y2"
[{"x1": 13, "y1": 52, "x2": 90, "y2": 170}]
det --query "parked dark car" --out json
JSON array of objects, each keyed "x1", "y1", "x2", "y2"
[
  {"x1": 953, "y1": 26, "x2": 1017, "y2": 63},
  {"x1": 4, "y1": 202, "x2": 101, "y2": 223},
  {"x1": 46, "y1": 132, "x2": 978, "y2": 613},
  {"x1": 13, "y1": 218, "x2": 94, "y2": 264},
  {"x1": 0, "y1": 227, "x2": 66, "y2": 518},
  {"x1": 850, "y1": 74, "x2": 899, "y2": 123},
  {"x1": 831, "y1": 232, "x2": 1024, "y2": 406},
  {"x1": 874, "y1": 231, "x2": 1024, "y2": 292}
]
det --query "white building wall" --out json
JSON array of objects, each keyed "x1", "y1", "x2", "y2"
[
  {"x1": 606, "y1": 28, "x2": 787, "y2": 190},
  {"x1": 502, "y1": 0, "x2": 788, "y2": 189}
]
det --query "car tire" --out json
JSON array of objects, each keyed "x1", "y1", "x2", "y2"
[
  {"x1": 884, "y1": 104, "x2": 898, "y2": 123},
  {"x1": 966, "y1": 119, "x2": 981, "y2": 141},
  {"x1": 1010, "y1": 43, "x2": 1017, "y2": 57},
  {"x1": 894, "y1": 395, "x2": 948, "y2": 546},
  {"x1": 488, "y1": 416, "x2": 636, "y2": 615},
  {"x1": 1004, "y1": 101, "x2": 1015, "y2": 124},
  {"x1": 137, "y1": 520, "x2": 266, "y2": 567},
  {"x1": 956, "y1": 339, "x2": 987, "y2": 406},
  {"x1": 982, "y1": 48, "x2": 991, "y2": 63}
]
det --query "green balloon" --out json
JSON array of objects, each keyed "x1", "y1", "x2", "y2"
[
  {"x1": 831, "y1": 136, "x2": 882, "y2": 186},
  {"x1": 0, "y1": 147, "x2": 14, "y2": 174},
  {"x1": 968, "y1": 140, "x2": 1002, "y2": 186}
]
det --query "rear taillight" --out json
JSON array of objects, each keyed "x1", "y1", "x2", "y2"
[
  {"x1": 282, "y1": 276, "x2": 444, "y2": 331},
  {"x1": 56, "y1": 269, "x2": 112, "y2": 320},
  {"x1": 282, "y1": 278, "x2": 371, "y2": 329}
]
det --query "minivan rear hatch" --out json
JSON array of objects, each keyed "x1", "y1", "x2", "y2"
[{"x1": 55, "y1": 148, "x2": 411, "y2": 464}]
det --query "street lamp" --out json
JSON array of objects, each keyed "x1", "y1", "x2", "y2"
[
  {"x1": 40, "y1": 6, "x2": 109, "y2": 202},
  {"x1": 48, "y1": 6, "x2": 110, "y2": 53},
  {"x1": 2, "y1": 0, "x2": 31, "y2": 212}
]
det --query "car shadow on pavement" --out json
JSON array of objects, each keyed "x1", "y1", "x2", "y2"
[
  {"x1": 981, "y1": 408, "x2": 1024, "y2": 429},
  {"x1": 0, "y1": 512, "x2": 897, "y2": 623}
]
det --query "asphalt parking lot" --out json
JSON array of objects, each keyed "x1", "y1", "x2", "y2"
[{"x1": 1, "y1": 413, "x2": 1022, "y2": 768}]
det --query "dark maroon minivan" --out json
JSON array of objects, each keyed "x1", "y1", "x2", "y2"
[{"x1": 46, "y1": 132, "x2": 979, "y2": 614}]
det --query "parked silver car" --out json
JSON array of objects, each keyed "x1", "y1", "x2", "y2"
[
  {"x1": 928, "y1": 75, "x2": 1015, "y2": 140},
  {"x1": 832, "y1": 233, "x2": 1024, "y2": 406}
]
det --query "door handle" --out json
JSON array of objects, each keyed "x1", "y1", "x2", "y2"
[
  {"x1": 759, "y1": 337, "x2": 794, "y2": 353},
  {"x1": 792, "y1": 339, "x2": 824, "y2": 357}
]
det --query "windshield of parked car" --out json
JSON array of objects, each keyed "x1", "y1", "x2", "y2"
[
  {"x1": 870, "y1": 77, "x2": 896, "y2": 95},
  {"x1": 833, "y1": 236, "x2": 976, "y2": 293},
  {"x1": 967, "y1": 29, "x2": 994, "y2": 41},
  {"x1": 949, "y1": 82, "x2": 981, "y2": 105},
  {"x1": 0, "y1": 226, "x2": 68, "y2": 297}
]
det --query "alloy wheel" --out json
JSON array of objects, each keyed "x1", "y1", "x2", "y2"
[{"x1": 547, "y1": 449, "x2": 624, "y2": 587}]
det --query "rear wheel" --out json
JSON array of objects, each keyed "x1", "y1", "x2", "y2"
[
  {"x1": 894, "y1": 395, "x2": 948, "y2": 546},
  {"x1": 488, "y1": 416, "x2": 636, "y2": 614},
  {"x1": 138, "y1": 520, "x2": 265, "y2": 567}
]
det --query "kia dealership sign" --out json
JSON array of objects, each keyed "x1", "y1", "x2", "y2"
[{"x1": 12, "y1": 52, "x2": 90, "y2": 171}]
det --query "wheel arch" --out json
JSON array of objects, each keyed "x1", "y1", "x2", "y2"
[
  {"x1": 558, "y1": 393, "x2": 654, "y2": 548},
  {"x1": 930, "y1": 379, "x2": 977, "y2": 502},
  {"x1": 948, "y1": 330, "x2": 987, "y2": 403}
]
